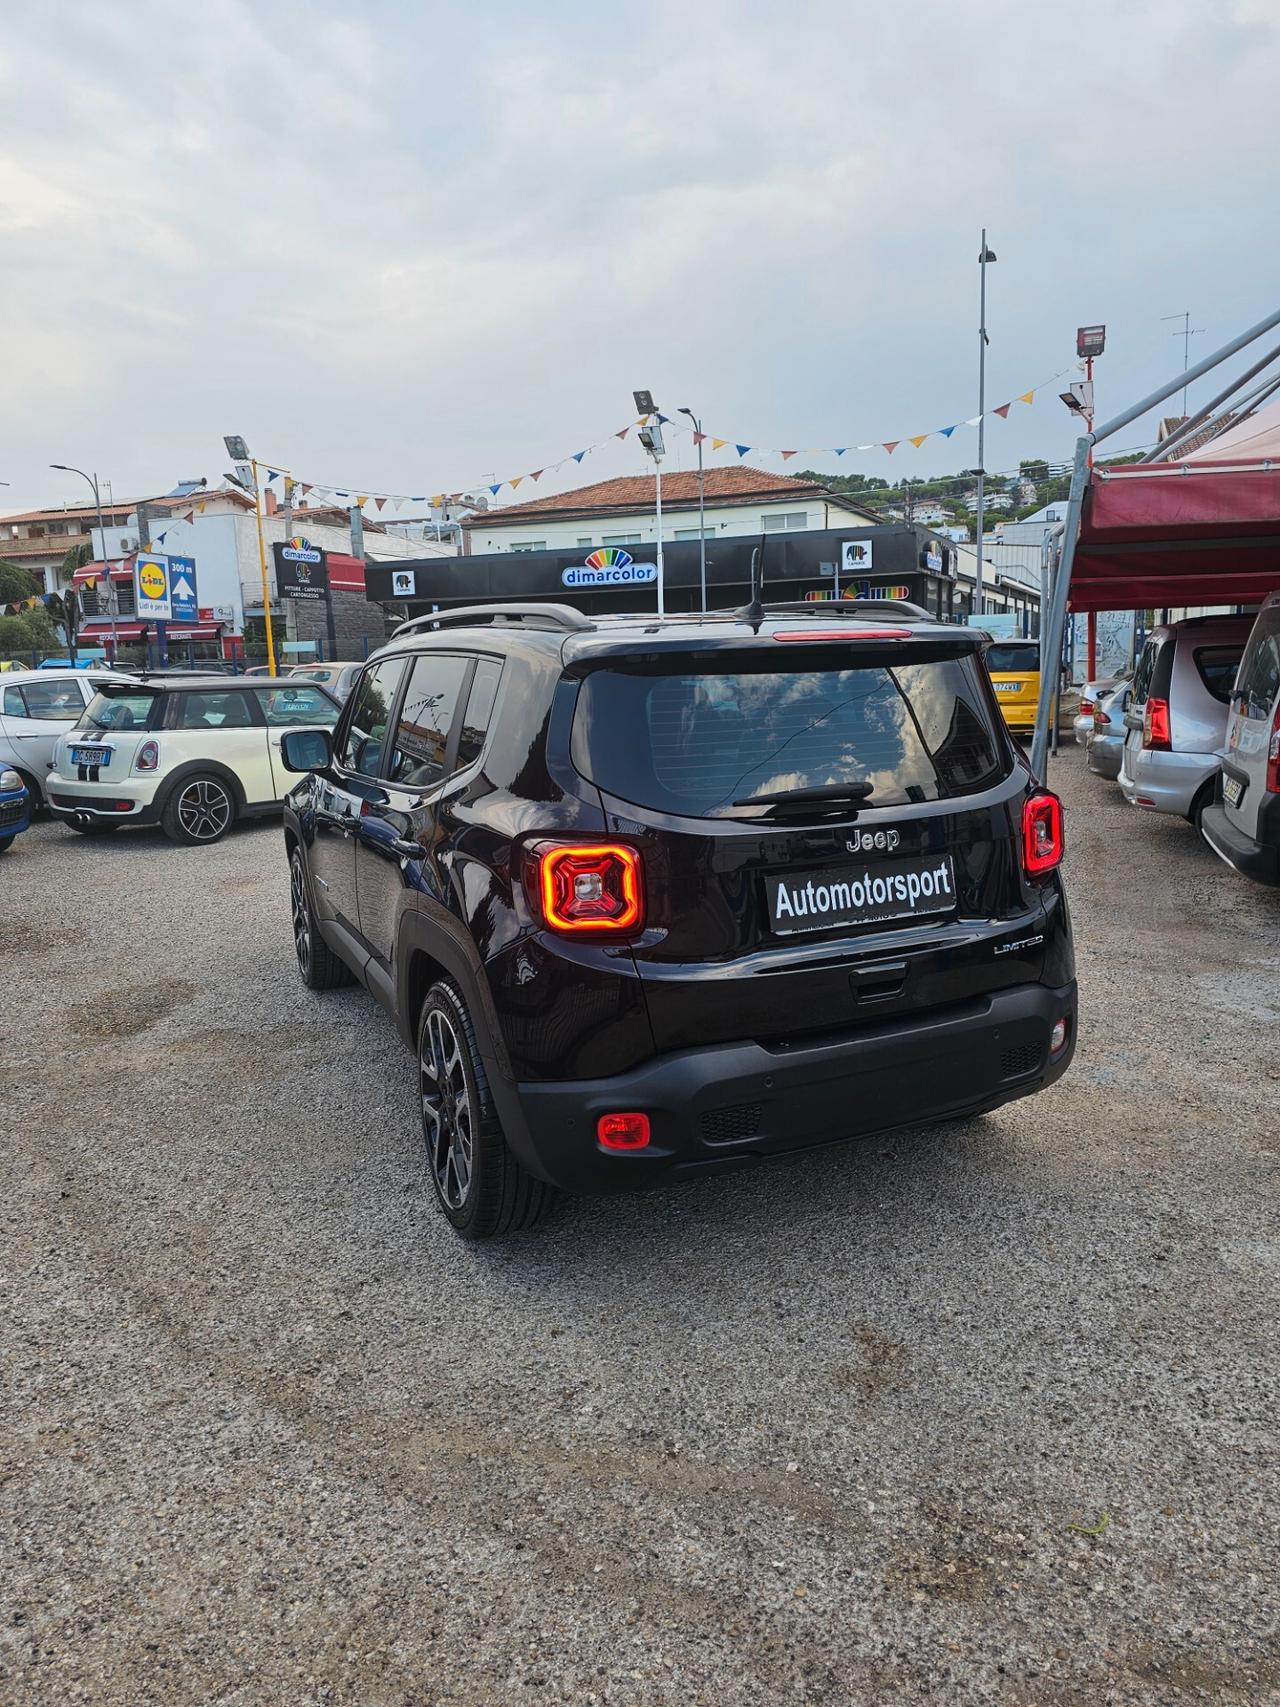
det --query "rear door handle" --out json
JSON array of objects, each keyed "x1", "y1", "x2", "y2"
[
  {"x1": 390, "y1": 837, "x2": 426, "y2": 859},
  {"x1": 850, "y1": 960, "x2": 908, "y2": 1002}
]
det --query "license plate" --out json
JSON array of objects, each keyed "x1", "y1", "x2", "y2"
[
  {"x1": 994, "y1": 681, "x2": 1021, "y2": 693},
  {"x1": 1223, "y1": 774, "x2": 1244, "y2": 808},
  {"x1": 71, "y1": 746, "x2": 111, "y2": 767},
  {"x1": 766, "y1": 854, "x2": 958, "y2": 936}
]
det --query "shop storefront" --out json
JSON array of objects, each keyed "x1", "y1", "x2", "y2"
[{"x1": 365, "y1": 524, "x2": 959, "y2": 621}]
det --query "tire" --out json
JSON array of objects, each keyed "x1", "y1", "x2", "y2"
[
  {"x1": 68, "y1": 819, "x2": 120, "y2": 835},
  {"x1": 417, "y1": 979, "x2": 553, "y2": 1239},
  {"x1": 290, "y1": 847, "x2": 352, "y2": 990},
  {"x1": 162, "y1": 772, "x2": 236, "y2": 845},
  {"x1": 0, "y1": 835, "x2": 12, "y2": 855},
  {"x1": 1188, "y1": 781, "x2": 1214, "y2": 834}
]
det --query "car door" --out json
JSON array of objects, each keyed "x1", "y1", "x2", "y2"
[
  {"x1": 1224, "y1": 601, "x2": 1280, "y2": 842},
  {"x1": 0, "y1": 675, "x2": 93, "y2": 793},
  {"x1": 1122, "y1": 633, "x2": 1162, "y2": 783},
  {"x1": 255, "y1": 684, "x2": 342, "y2": 799},
  {"x1": 354, "y1": 652, "x2": 480, "y2": 1006},
  {"x1": 307, "y1": 658, "x2": 410, "y2": 942},
  {"x1": 171, "y1": 688, "x2": 275, "y2": 803}
]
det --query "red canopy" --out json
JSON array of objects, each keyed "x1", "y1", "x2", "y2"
[
  {"x1": 72, "y1": 558, "x2": 134, "y2": 586},
  {"x1": 1068, "y1": 456, "x2": 1280, "y2": 613},
  {"x1": 78, "y1": 620, "x2": 147, "y2": 640}
]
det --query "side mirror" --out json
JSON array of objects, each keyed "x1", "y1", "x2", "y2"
[{"x1": 280, "y1": 728, "x2": 333, "y2": 772}]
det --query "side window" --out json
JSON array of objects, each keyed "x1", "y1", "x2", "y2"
[
  {"x1": 2, "y1": 686, "x2": 24, "y2": 716},
  {"x1": 255, "y1": 685, "x2": 340, "y2": 727},
  {"x1": 1193, "y1": 646, "x2": 1245, "y2": 706},
  {"x1": 1132, "y1": 638, "x2": 1158, "y2": 703},
  {"x1": 455, "y1": 659, "x2": 502, "y2": 772},
  {"x1": 386, "y1": 654, "x2": 470, "y2": 788},
  {"x1": 338, "y1": 659, "x2": 407, "y2": 778},
  {"x1": 175, "y1": 690, "x2": 257, "y2": 730},
  {"x1": 1236, "y1": 611, "x2": 1280, "y2": 721},
  {"x1": 13, "y1": 680, "x2": 84, "y2": 720}
]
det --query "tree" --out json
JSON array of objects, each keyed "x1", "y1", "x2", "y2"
[
  {"x1": 0, "y1": 559, "x2": 40, "y2": 605},
  {"x1": 0, "y1": 607, "x2": 59, "y2": 659}
]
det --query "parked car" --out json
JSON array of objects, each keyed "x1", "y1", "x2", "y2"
[
  {"x1": 1119, "y1": 615, "x2": 1254, "y2": 828},
  {"x1": 1085, "y1": 678, "x2": 1132, "y2": 781},
  {"x1": 280, "y1": 600, "x2": 1076, "y2": 1240},
  {"x1": 981, "y1": 639, "x2": 1042, "y2": 737},
  {"x1": 1074, "y1": 677, "x2": 1119, "y2": 745},
  {"x1": 44, "y1": 676, "x2": 341, "y2": 845},
  {"x1": 1202, "y1": 591, "x2": 1280, "y2": 884},
  {"x1": 0, "y1": 767, "x2": 31, "y2": 853},
  {"x1": 288, "y1": 661, "x2": 365, "y2": 702},
  {"x1": 0, "y1": 666, "x2": 130, "y2": 808}
]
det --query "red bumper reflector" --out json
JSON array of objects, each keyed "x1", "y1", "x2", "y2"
[{"x1": 597, "y1": 1112, "x2": 651, "y2": 1151}]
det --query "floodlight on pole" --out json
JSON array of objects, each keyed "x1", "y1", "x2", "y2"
[
  {"x1": 223, "y1": 434, "x2": 250, "y2": 462},
  {"x1": 632, "y1": 389, "x2": 656, "y2": 418}
]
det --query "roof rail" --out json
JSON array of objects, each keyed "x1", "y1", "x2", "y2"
[
  {"x1": 760, "y1": 599, "x2": 936, "y2": 622},
  {"x1": 391, "y1": 601, "x2": 594, "y2": 638}
]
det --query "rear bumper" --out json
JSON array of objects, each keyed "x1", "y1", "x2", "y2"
[
  {"x1": 1086, "y1": 734, "x2": 1123, "y2": 780},
  {"x1": 1119, "y1": 747, "x2": 1215, "y2": 817},
  {"x1": 504, "y1": 980, "x2": 1077, "y2": 1192},
  {"x1": 1201, "y1": 802, "x2": 1280, "y2": 885},
  {"x1": 45, "y1": 771, "x2": 162, "y2": 826}
]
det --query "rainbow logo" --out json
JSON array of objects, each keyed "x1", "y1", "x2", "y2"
[
  {"x1": 584, "y1": 547, "x2": 633, "y2": 571},
  {"x1": 281, "y1": 535, "x2": 322, "y2": 563}
]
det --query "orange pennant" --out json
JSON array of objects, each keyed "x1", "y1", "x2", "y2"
[
  {"x1": 909, "y1": 434, "x2": 929, "y2": 449},
  {"x1": 509, "y1": 476, "x2": 523, "y2": 489},
  {"x1": 711, "y1": 437, "x2": 727, "y2": 451},
  {"x1": 1018, "y1": 390, "x2": 1035, "y2": 405}
]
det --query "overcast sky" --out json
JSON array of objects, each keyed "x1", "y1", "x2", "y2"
[{"x1": 3, "y1": 0, "x2": 1277, "y2": 515}]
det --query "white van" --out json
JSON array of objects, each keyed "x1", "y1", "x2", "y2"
[{"x1": 1202, "y1": 591, "x2": 1280, "y2": 885}]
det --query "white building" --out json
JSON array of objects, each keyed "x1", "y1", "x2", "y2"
[
  {"x1": 462, "y1": 467, "x2": 884, "y2": 555},
  {"x1": 963, "y1": 489, "x2": 1014, "y2": 515}
]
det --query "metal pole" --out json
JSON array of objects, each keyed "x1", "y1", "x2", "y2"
[
  {"x1": 696, "y1": 420, "x2": 706, "y2": 613},
  {"x1": 654, "y1": 458, "x2": 665, "y2": 619},
  {"x1": 1030, "y1": 437, "x2": 1091, "y2": 780},
  {"x1": 1140, "y1": 339, "x2": 1280, "y2": 463},
  {"x1": 1094, "y1": 304, "x2": 1280, "y2": 445},
  {"x1": 88, "y1": 473, "x2": 120, "y2": 665},
  {"x1": 251, "y1": 458, "x2": 278, "y2": 673},
  {"x1": 975, "y1": 230, "x2": 989, "y2": 615}
]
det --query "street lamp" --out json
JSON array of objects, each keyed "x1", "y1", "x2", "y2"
[
  {"x1": 974, "y1": 233, "x2": 997, "y2": 614},
  {"x1": 678, "y1": 407, "x2": 707, "y2": 613},
  {"x1": 634, "y1": 391, "x2": 667, "y2": 618},
  {"x1": 50, "y1": 462, "x2": 114, "y2": 661},
  {"x1": 223, "y1": 434, "x2": 277, "y2": 673}
]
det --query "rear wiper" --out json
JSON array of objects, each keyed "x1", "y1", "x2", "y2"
[{"x1": 732, "y1": 782, "x2": 876, "y2": 808}]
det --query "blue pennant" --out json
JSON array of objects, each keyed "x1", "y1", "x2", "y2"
[
  {"x1": 939, "y1": 425, "x2": 957, "y2": 438},
  {"x1": 834, "y1": 448, "x2": 847, "y2": 456},
  {"x1": 489, "y1": 483, "x2": 502, "y2": 495},
  {"x1": 736, "y1": 444, "x2": 750, "y2": 458},
  {"x1": 573, "y1": 450, "x2": 586, "y2": 462}
]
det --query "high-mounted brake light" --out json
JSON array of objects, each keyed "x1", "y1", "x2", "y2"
[
  {"x1": 771, "y1": 628, "x2": 911, "y2": 641},
  {"x1": 1143, "y1": 695, "x2": 1171, "y2": 751},
  {"x1": 1267, "y1": 702, "x2": 1280, "y2": 794},
  {"x1": 532, "y1": 843, "x2": 644, "y2": 935},
  {"x1": 1022, "y1": 792, "x2": 1064, "y2": 876}
]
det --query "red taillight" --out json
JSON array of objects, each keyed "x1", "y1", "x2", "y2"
[
  {"x1": 597, "y1": 1111, "x2": 651, "y2": 1151},
  {"x1": 1093, "y1": 706, "x2": 1111, "y2": 728},
  {"x1": 1022, "y1": 792, "x2": 1063, "y2": 876},
  {"x1": 772, "y1": 628, "x2": 911, "y2": 641},
  {"x1": 532, "y1": 843, "x2": 644, "y2": 935},
  {"x1": 1143, "y1": 696, "x2": 1171, "y2": 750},
  {"x1": 135, "y1": 739, "x2": 160, "y2": 772},
  {"x1": 1267, "y1": 704, "x2": 1280, "y2": 794}
]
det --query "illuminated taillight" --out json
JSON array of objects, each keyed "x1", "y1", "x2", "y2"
[
  {"x1": 1143, "y1": 696, "x2": 1171, "y2": 751},
  {"x1": 1267, "y1": 704, "x2": 1280, "y2": 794},
  {"x1": 1022, "y1": 792, "x2": 1063, "y2": 876},
  {"x1": 135, "y1": 740, "x2": 160, "y2": 772},
  {"x1": 597, "y1": 1112, "x2": 651, "y2": 1151},
  {"x1": 531, "y1": 843, "x2": 644, "y2": 935}
]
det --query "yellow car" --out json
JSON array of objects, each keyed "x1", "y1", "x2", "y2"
[{"x1": 983, "y1": 639, "x2": 1041, "y2": 735}]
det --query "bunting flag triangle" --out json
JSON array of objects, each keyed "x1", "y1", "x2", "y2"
[
  {"x1": 964, "y1": 416, "x2": 983, "y2": 427},
  {"x1": 197, "y1": 501, "x2": 206, "y2": 512},
  {"x1": 616, "y1": 427, "x2": 630, "y2": 440},
  {"x1": 834, "y1": 448, "x2": 847, "y2": 456},
  {"x1": 736, "y1": 444, "x2": 751, "y2": 458},
  {"x1": 530, "y1": 470, "x2": 544, "y2": 482},
  {"x1": 909, "y1": 434, "x2": 929, "y2": 449},
  {"x1": 430, "y1": 495, "x2": 444, "y2": 507},
  {"x1": 940, "y1": 425, "x2": 957, "y2": 438},
  {"x1": 780, "y1": 450, "x2": 797, "y2": 460},
  {"x1": 711, "y1": 437, "x2": 728, "y2": 451},
  {"x1": 993, "y1": 404, "x2": 1011, "y2": 419},
  {"x1": 183, "y1": 510, "x2": 194, "y2": 524},
  {"x1": 692, "y1": 432, "x2": 706, "y2": 445},
  {"x1": 155, "y1": 531, "x2": 168, "y2": 544},
  {"x1": 883, "y1": 441, "x2": 900, "y2": 455},
  {"x1": 509, "y1": 476, "x2": 523, "y2": 489},
  {"x1": 300, "y1": 483, "x2": 312, "y2": 497},
  {"x1": 1018, "y1": 390, "x2": 1035, "y2": 405},
  {"x1": 266, "y1": 469, "x2": 280, "y2": 483},
  {"x1": 573, "y1": 450, "x2": 586, "y2": 462},
  {"x1": 335, "y1": 490, "x2": 349, "y2": 498},
  {"x1": 489, "y1": 483, "x2": 502, "y2": 495},
  {"x1": 656, "y1": 413, "x2": 670, "y2": 425},
  {"x1": 356, "y1": 494, "x2": 368, "y2": 506},
  {"x1": 374, "y1": 497, "x2": 386, "y2": 511}
]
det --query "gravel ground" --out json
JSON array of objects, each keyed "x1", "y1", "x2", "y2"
[{"x1": 3, "y1": 751, "x2": 1279, "y2": 1707}]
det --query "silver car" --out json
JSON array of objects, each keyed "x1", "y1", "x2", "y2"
[
  {"x1": 288, "y1": 661, "x2": 364, "y2": 702},
  {"x1": 1073, "y1": 678, "x2": 1118, "y2": 746},
  {"x1": 1202, "y1": 591, "x2": 1280, "y2": 885},
  {"x1": 1085, "y1": 678, "x2": 1131, "y2": 780},
  {"x1": 1119, "y1": 615, "x2": 1253, "y2": 828}
]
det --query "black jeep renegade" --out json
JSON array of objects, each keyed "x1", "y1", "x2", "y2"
[{"x1": 280, "y1": 601, "x2": 1075, "y2": 1238}]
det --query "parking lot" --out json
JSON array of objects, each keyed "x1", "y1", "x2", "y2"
[{"x1": 3, "y1": 747, "x2": 1278, "y2": 1706}]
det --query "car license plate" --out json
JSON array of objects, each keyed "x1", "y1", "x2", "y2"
[
  {"x1": 71, "y1": 746, "x2": 110, "y2": 767},
  {"x1": 994, "y1": 681, "x2": 1020, "y2": 693},
  {"x1": 1223, "y1": 774, "x2": 1244, "y2": 808},
  {"x1": 766, "y1": 854, "x2": 958, "y2": 936}
]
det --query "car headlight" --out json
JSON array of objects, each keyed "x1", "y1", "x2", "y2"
[{"x1": 1, "y1": 768, "x2": 22, "y2": 792}]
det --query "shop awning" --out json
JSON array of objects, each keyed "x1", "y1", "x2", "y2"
[
  {"x1": 72, "y1": 558, "x2": 134, "y2": 587},
  {"x1": 77, "y1": 620, "x2": 147, "y2": 640},
  {"x1": 327, "y1": 552, "x2": 367, "y2": 593},
  {"x1": 165, "y1": 624, "x2": 221, "y2": 640}
]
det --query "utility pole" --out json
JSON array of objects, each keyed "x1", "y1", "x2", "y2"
[
  {"x1": 1161, "y1": 311, "x2": 1205, "y2": 417},
  {"x1": 251, "y1": 459, "x2": 278, "y2": 674},
  {"x1": 975, "y1": 231, "x2": 997, "y2": 615}
]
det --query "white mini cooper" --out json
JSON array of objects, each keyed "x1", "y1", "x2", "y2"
[{"x1": 46, "y1": 675, "x2": 340, "y2": 845}]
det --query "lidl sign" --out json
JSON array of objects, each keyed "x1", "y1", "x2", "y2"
[{"x1": 135, "y1": 553, "x2": 172, "y2": 619}]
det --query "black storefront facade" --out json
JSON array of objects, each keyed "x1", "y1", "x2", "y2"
[{"x1": 365, "y1": 524, "x2": 965, "y2": 622}]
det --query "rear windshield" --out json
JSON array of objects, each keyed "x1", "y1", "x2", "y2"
[
  {"x1": 984, "y1": 643, "x2": 1039, "y2": 673},
  {"x1": 75, "y1": 685, "x2": 162, "y2": 732},
  {"x1": 571, "y1": 652, "x2": 1008, "y2": 817},
  {"x1": 1234, "y1": 606, "x2": 1280, "y2": 720}
]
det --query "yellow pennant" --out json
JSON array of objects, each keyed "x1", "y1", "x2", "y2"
[
  {"x1": 509, "y1": 476, "x2": 523, "y2": 489},
  {"x1": 711, "y1": 437, "x2": 728, "y2": 451},
  {"x1": 909, "y1": 434, "x2": 929, "y2": 448},
  {"x1": 356, "y1": 494, "x2": 368, "y2": 507},
  {"x1": 1018, "y1": 390, "x2": 1035, "y2": 405}
]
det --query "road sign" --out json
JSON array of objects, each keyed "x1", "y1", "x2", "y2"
[
  {"x1": 168, "y1": 555, "x2": 199, "y2": 621},
  {"x1": 135, "y1": 554, "x2": 171, "y2": 620}
]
